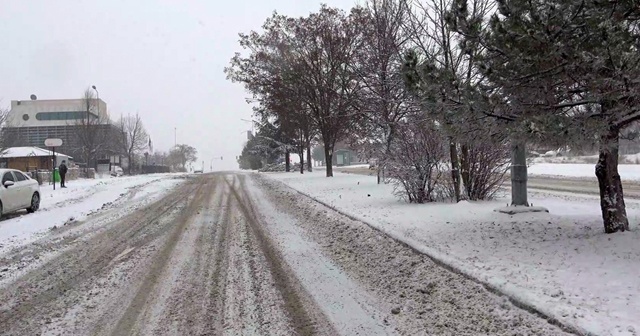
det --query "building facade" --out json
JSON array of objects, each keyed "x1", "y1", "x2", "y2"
[
  {"x1": 4, "y1": 98, "x2": 121, "y2": 168},
  {"x1": 7, "y1": 98, "x2": 108, "y2": 127}
]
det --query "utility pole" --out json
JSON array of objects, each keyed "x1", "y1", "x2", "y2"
[
  {"x1": 174, "y1": 127, "x2": 177, "y2": 148},
  {"x1": 511, "y1": 142, "x2": 528, "y2": 206},
  {"x1": 497, "y1": 141, "x2": 548, "y2": 214}
]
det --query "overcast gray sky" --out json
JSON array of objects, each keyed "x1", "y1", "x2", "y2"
[{"x1": 0, "y1": 0, "x2": 356, "y2": 170}]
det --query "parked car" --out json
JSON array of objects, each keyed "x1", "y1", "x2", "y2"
[
  {"x1": 368, "y1": 158, "x2": 378, "y2": 170},
  {"x1": 0, "y1": 169, "x2": 40, "y2": 218},
  {"x1": 110, "y1": 166, "x2": 124, "y2": 177}
]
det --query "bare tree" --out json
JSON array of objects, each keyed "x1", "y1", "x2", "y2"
[
  {"x1": 149, "y1": 151, "x2": 169, "y2": 166},
  {"x1": 387, "y1": 117, "x2": 448, "y2": 203},
  {"x1": 73, "y1": 88, "x2": 110, "y2": 169},
  {"x1": 351, "y1": 0, "x2": 417, "y2": 184},
  {"x1": 169, "y1": 144, "x2": 197, "y2": 172},
  {"x1": 226, "y1": 6, "x2": 365, "y2": 177},
  {"x1": 0, "y1": 102, "x2": 28, "y2": 154},
  {"x1": 403, "y1": 0, "x2": 496, "y2": 202},
  {"x1": 116, "y1": 114, "x2": 149, "y2": 174},
  {"x1": 293, "y1": 7, "x2": 366, "y2": 177},
  {"x1": 0, "y1": 106, "x2": 11, "y2": 154}
]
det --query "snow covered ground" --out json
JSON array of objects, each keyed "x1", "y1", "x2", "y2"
[
  {"x1": 529, "y1": 163, "x2": 640, "y2": 181},
  {"x1": 333, "y1": 161, "x2": 640, "y2": 181},
  {"x1": 334, "y1": 164, "x2": 370, "y2": 169},
  {"x1": 0, "y1": 174, "x2": 185, "y2": 256},
  {"x1": 532, "y1": 153, "x2": 640, "y2": 165},
  {"x1": 267, "y1": 171, "x2": 640, "y2": 336}
]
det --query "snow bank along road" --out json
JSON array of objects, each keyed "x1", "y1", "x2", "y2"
[{"x1": 0, "y1": 173, "x2": 570, "y2": 335}]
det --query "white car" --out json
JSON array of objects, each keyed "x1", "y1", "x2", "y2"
[
  {"x1": 0, "y1": 169, "x2": 40, "y2": 218},
  {"x1": 110, "y1": 166, "x2": 124, "y2": 177}
]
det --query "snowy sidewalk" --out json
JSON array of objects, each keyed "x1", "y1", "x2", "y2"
[
  {"x1": 0, "y1": 174, "x2": 185, "y2": 256},
  {"x1": 268, "y1": 171, "x2": 640, "y2": 336}
]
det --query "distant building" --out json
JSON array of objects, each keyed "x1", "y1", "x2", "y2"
[
  {"x1": 6, "y1": 98, "x2": 108, "y2": 127},
  {"x1": 3, "y1": 98, "x2": 121, "y2": 169},
  {"x1": 0, "y1": 146, "x2": 73, "y2": 171},
  {"x1": 334, "y1": 142, "x2": 367, "y2": 166},
  {"x1": 313, "y1": 142, "x2": 366, "y2": 167}
]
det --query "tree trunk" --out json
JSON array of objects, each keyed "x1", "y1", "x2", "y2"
[
  {"x1": 510, "y1": 142, "x2": 528, "y2": 206},
  {"x1": 595, "y1": 127, "x2": 629, "y2": 233},
  {"x1": 306, "y1": 145, "x2": 313, "y2": 172},
  {"x1": 449, "y1": 137, "x2": 461, "y2": 202},
  {"x1": 128, "y1": 154, "x2": 133, "y2": 175},
  {"x1": 324, "y1": 146, "x2": 333, "y2": 177},
  {"x1": 460, "y1": 144, "x2": 470, "y2": 199},
  {"x1": 285, "y1": 151, "x2": 290, "y2": 172},
  {"x1": 379, "y1": 126, "x2": 394, "y2": 185},
  {"x1": 299, "y1": 152, "x2": 304, "y2": 174}
]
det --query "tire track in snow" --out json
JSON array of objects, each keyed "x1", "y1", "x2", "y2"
[{"x1": 0, "y1": 179, "x2": 200, "y2": 335}]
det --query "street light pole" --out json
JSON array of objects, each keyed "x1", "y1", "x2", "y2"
[
  {"x1": 91, "y1": 85, "x2": 99, "y2": 118},
  {"x1": 240, "y1": 118, "x2": 255, "y2": 135}
]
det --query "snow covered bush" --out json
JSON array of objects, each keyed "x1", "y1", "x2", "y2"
[
  {"x1": 386, "y1": 119, "x2": 447, "y2": 203},
  {"x1": 459, "y1": 141, "x2": 510, "y2": 201}
]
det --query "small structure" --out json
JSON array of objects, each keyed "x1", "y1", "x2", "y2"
[
  {"x1": 334, "y1": 148, "x2": 356, "y2": 166},
  {"x1": 0, "y1": 146, "x2": 73, "y2": 171},
  {"x1": 333, "y1": 142, "x2": 366, "y2": 167}
]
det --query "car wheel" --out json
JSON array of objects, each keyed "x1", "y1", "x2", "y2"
[{"x1": 27, "y1": 193, "x2": 40, "y2": 213}]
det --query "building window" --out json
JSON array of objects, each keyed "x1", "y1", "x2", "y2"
[
  {"x1": 22, "y1": 114, "x2": 29, "y2": 121},
  {"x1": 35, "y1": 111, "x2": 96, "y2": 121}
]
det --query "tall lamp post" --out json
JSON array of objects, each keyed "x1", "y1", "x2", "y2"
[{"x1": 91, "y1": 85, "x2": 99, "y2": 116}]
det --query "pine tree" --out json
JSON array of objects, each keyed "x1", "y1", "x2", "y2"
[{"x1": 450, "y1": 0, "x2": 640, "y2": 233}]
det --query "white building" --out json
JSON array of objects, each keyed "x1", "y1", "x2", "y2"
[
  {"x1": 3, "y1": 98, "x2": 118, "y2": 169},
  {"x1": 7, "y1": 98, "x2": 109, "y2": 128}
]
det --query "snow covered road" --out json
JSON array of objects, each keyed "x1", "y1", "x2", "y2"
[
  {"x1": 0, "y1": 172, "x2": 570, "y2": 335},
  {"x1": 0, "y1": 174, "x2": 186, "y2": 256}
]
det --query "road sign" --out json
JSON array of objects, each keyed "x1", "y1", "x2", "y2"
[
  {"x1": 45, "y1": 138, "x2": 63, "y2": 191},
  {"x1": 44, "y1": 138, "x2": 63, "y2": 147}
]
